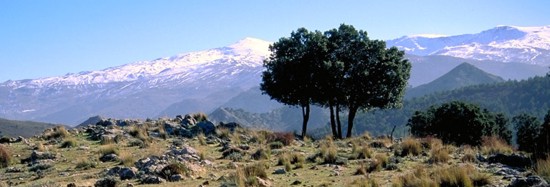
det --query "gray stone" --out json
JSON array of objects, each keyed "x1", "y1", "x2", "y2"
[
  {"x1": 140, "y1": 175, "x2": 166, "y2": 184},
  {"x1": 488, "y1": 153, "x2": 531, "y2": 168},
  {"x1": 100, "y1": 153, "x2": 119, "y2": 162},
  {"x1": 170, "y1": 174, "x2": 184, "y2": 182},
  {"x1": 94, "y1": 176, "x2": 119, "y2": 187},
  {"x1": 196, "y1": 121, "x2": 216, "y2": 135},
  {"x1": 273, "y1": 168, "x2": 286, "y2": 174},
  {"x1": 508, "y1": 175, "x2": 548, "y2": 187},
  {"x1": 119, "y1": 167, "x2": 138, "y2": 180},
  {"x1": 164, "y1": 122, "x2": 180, "y2": 135}
]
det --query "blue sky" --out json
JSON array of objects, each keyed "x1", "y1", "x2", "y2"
[{"x1": 1, "y1": 0, "x2": 549, "y2": 82}]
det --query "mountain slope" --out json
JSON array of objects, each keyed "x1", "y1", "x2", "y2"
[
  {"x1": 406, "y1": 63, "x2": 504, "y2": 99},
  {"x1": 0, "y1": 117, "x2": 59, "y2": 137},
  {"x1": 387, "y1": 25, "x2": 550, "y2": 65},
  {"x1": 0, "y1": 38, "x2": 272, "y2": 125}
]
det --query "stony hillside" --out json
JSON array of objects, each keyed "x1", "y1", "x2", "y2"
[{"x1": 0, "y1": 114, "x2": 548, "y2": 187}]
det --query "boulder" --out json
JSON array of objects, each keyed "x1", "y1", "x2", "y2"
[
  {"x1": 95, "y1": 177, "x2": 119, "y2": 187},
  {"x1": 140, "y1": 175, "x2": 166, "y2": 184},
  {"x1": 119, "y1": 167, "x2": 138, "y2": 180},
  {"x1": 273, "y1": 168, "x2": 286, "y2": 175},
  {"x1": 164, "y1": 122, "x2": 180, "y2": 135},
  {"x1": 196, "y1": 121, "x2": 216, "y2": 135},
  {"x1": 218, "y1": 122, "x2": 241, "y2": 132},
  {"x1": 508, "y1": 174, "x2": 548, "y2": 187},
  {"x1": 181, "y1": 115, "x2": 197, "y2": 128},
  {"x1": 487, "y1": 154, "x2": 531, "y2": 168},
  {"x1": 100, "y1": 154, "x2": 119, "y2": 162}
]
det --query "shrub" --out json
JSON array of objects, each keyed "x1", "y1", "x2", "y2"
[
  {"x1": 291, "y1": 153, "x2": 305, "y2": 169},
  {"x1": 227, "y1": 161, "x2": 268, "y2": 187},
  {"x1": 60, "y1": 138, "x2": 78, "y2": 148},
  {"x1": 160, "y1": 162, "x2": 191, "y2": 181},
  {"x1": 265, "y1": 131, "x2": 295, "y2": 146},
  {"x1": 128, "y1": 125, "x2": 149, "y2": 141},
  {"x1": 320, "y1": 138, "x2": 338, "y2": 164},
  {"x1": 0, "y1": 144, "x2": 11, "y2": 168},
  {"x1": 399, "y1": 138, "x2": 422, "y2": 156},
  {"x1": 351, "y1": 144, "x2": 372, "y2": 160},
  {"x1": 408, "y1": 101, "x2": 507, "y2": 146},
  {"x1": 44, "y1": 126, "x2": 69, "y2": 140}
]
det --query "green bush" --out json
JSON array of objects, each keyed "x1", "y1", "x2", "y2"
[
  {"x1": 513, "y1": 113, "x2": 541, "y2": 153},
  {"x1": 408, "y1": 101, "x2": 508, "y2": 146}
]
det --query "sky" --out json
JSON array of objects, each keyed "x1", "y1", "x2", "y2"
[{"x1": 1, "y1": 0, "x2": 549, "y2": 82}]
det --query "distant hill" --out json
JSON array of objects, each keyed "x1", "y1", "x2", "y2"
[
  {"x1": 0, "y1": 117, "x2": 59, "y2": 137},
  {"x1": 220, "y1": 86, "x2": 283, "y2": 113},
  {"x1": 406, "y1": 63, "x2": 504, "y2": 99}
]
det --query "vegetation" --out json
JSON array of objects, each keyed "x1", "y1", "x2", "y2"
[
  {"x1": 0, "y1": 117, "x2": 58, "y2": 138},
  {"x1": 262, "y1": 24, "x2": 410, "y2": 138},
  {"x1": 408, "y1": 101, "x2": 511, "y2": 146},
  {"x1": 0, "y1": 144, "x2": 10, "y2": 168}
]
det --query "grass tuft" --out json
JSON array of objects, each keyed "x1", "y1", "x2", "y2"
[
  {"x1": 60, "y1": 138, "x2": 78, "y2": 148},
  {"x1": 480, "y1": 136, "x2": 513, "y2": 155},
  {"x1": 399, "y1": 138, "x2": 423, "y2": 156},
  {"x1": 0, "y1": 144, "x2": 11, "y2": 168},
  {"x1": 536, "y1": 156, "x2": 550, "y2": 182}
]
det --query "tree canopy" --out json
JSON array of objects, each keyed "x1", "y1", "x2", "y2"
[{"x1": 261, "y1": 24, "x2": 410, "y2": 138}]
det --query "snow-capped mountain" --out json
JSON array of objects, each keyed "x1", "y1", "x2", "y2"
[
  {"x1": 386, "y1": 25, "x2": 550, "y2": 65},
  {"x1": 0, "y1": 37, "x2": 272, "y2": 125}
]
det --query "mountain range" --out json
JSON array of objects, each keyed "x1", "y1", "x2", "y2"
[{"x1": 1, "y1": 25, "x2": 549, "y2": 126}]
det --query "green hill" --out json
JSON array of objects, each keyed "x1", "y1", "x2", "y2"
[
  {"x1": 406, "y1": 62, "x2": 504, "y2": 99},
  {"x1": 0, "y1": 118, "x2": 59, "y2": 137}
]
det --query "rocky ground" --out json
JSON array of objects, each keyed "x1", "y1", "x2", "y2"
[{"x1": 0, "y1": 114, "x2": 548, "y2": 187}]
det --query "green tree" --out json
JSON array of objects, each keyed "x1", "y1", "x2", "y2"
[
  {"x1": 493, "y1": 113, "x2": 512, "y2": 144},
  {"x1": 261, "y1": 28, "x2": 326, "y2": 137},
  {"x1": 535, "y1": 110, "x2": 550, "y2": 158},
  {"x1": 513, "y1": 113, "x2": 541, "y2": 153},
  {"x1": 408, "y1": 101, "x2": 504, "y2": 146},
  {"x1": 326, "y1": 24, "x2": 411, "y2": 138}
]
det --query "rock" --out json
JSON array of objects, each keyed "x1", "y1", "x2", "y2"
[
  {"x1": 181, "y1": 115, "x2": 197, "y2": 128},
  {"x1": 119, "y1": 167, "x2": 138, "y2": 180},
  {"x1": 170, "y1": 174, "x2": 184, "y2": 182},
  {"x1": 256, "y1": 176, "x2": 272, "y2": 187},
  {"x1": 218, "y1": 122, "x2": 241, "y2": 132},
  {"x1": 140, "y1": 175, "x2": 166, "y2": 184},
  {"x1": 164, "y1": 122, "x2": 180, "y2": 135},
  {"x1": 508, "y1": 175, "x2": 548, "y2": 187},
  {"x1": 6, "y1": 167, "x2": 23, "y2": 173},
  {"x1": 97, "y1": 119, "x2": 117, "y2": 127},
  {"x1": 291, "y1": 180, "x2": 302, "y2": 185},
  {"x1": 196, "y1": 121, "x2": 216, "y2": 135},
  {"x1": 67, "y1": 183, "x2": 77, "y2": 187},
  {"x1": 100, "y1": 154, "x2": 119, "y2": 162},
  {"x1": 95, "y1": 177, "x2": 119, "y2": 187},
  {"x1": 273, "y1": 168, "x2": 287, "y2": 174},
  {"x1": 488, "y1": 154, "x2": 531, "y2": 168}
]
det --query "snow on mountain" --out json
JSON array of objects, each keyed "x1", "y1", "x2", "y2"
[
  {"x1": 0, "y1": 37, "x2": 272, "y2": 125},
  {"x1": 386, "y1": 25, "x2": 550, "y2": 65}
]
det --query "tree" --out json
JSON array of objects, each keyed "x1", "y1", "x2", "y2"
[
  {"x1": 326, "y1": 24, "x2": 411, "y2": 138},
  {"x1": 261, "y1": 28, "x2": 326, "y2": 137},
  {"x1": 493, "y1": 113, "x2": 512, "y2": 144},
  {"x1": 408, "y1": 101, "x2": 507, "y2": 146},
  {"x1": 513, "y1": 113, "x2": 541, "y2": 153},
  {"x1": 535, "y1": 110, "x2": 550, "y2": 158}
]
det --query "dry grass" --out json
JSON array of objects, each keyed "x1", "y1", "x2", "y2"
[
  {"x1": 60, "y1": 138, "x2": 78, "y2": 148},
  {"x1": 434, "y1": 166, "x2": 473, "y2": 187},
  {"x1": 228, "y1": 161, "x2": 268, "y2": 186},
  {"x1": 119, "y1": 151, "x2": 135, "y2": 167},
  {"x1": 392, "y1": 166, "x2": 437, "y2": 187},
  {"x1": 192, "y1": 112, "x2": 208, "y2": 122},
  {"x1": 161, "y1": 162, "x2": 191, "y2": 181},
  {"x1": 0, "y1": 144, "x2": 11, "y2": 168},
  {"x1": 251, "y1": 147, "x2": 270, "y2": 160},
  {"x1": 99, "y1": 144, "x2": 119, "y2": 156},
  {"x1": 429, "y1": 145, "x2": 451, "y2": 164},
  {"x1": 350, "y1": 176, "x2": 379, "y2": 187},
  {"x1": 480, "y1": 136, "x2": 513, "y2": 155},
  {"x1": 368, "y1": 154, "x2": 389, "y2": 173},
  {"x1": 461, "y1": 146, "x2": 477, "y2": 163},
  {"x1": 319, "y1": 136, "x2": 338, "y2": 164},
  {"x1": 129, "y1": 125, "x2": 149, "y2": 142},
  {"x1": 399, "y1": 137, "x2": 423, "y2": 156},
  {"x1": 100, "y1": 136, "x2": 115, "y2": 145},
  {"x1": 536, "y1": 156, "x2": 550, "y2": 182},
  {"x1": 197, "y1": 132, "x2": 206, "y2": 145},
  {"x1": 266, "y1": 132, "x2": 295, "y2": 146},
  {"x1": 44, "y1": 126, "x2": 70, "y2": 140},
  {"x1": 215, "y1": 127, "x2": 231, "y2": 140}
]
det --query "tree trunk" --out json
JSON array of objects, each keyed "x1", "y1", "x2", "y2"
[
  {"x1": 301, "y1": 104, "x2": 310, "y2": 138},
  {"x1": 336, "y1": 104, "x2": 343, "y2": 139},
  {"x1": 346, "y1": 107, "x2": 358, "y2": 138},
  {"x1": 329, "y1": 101, "x2": 337, "y2": 138}
]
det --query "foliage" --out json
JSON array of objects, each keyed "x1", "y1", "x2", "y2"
[
  {"x1": 408, "y1": 101, "x2": 509, "y2": 146},
  {"x1": 513, "y1": 113, "x2": 541, "y2": 153},
  {"x1": 535, "y1": 110, "x2": 550, "y2": 158},
  {"x1": 60, "y1": 138, "x2": 78, "y2": 148},
  {"x1": 262, "y1": 24, "x2": 410, "y2": 138}
]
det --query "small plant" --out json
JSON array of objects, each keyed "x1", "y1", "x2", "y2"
[
  {"x1": 128, "y1": 125, "x2": 149, "y2": 141},
  {"x1": 399, "y1": 138, "x2": 423, "y2": 156},
  {"x1": 100, "y1": 136, "x2": 115, "y2": 145},
  {"x1": 216, "y1": 127, "x2": 231, "y2": 140},
  {"x1": 461, "y1": 146, "x2": 477, "y2": 163},
  {"x1": 75, "y1": 159, "x2": 97, "y2": 170},
  {"x1": 251, "y1": 147, "x2": 270, "y2": 160},
  {"x1": 0, "y1": 144, "x2": 11, "y2": 168},
  {"x1": 44, "y1": 126, "x2": 69, "y2": 140},
  {"x1": 351, "y1": 143, "x2": 372, "y2": 160},
  {"x1": 291, "y1": 153, "x2": 305, "y2": 169},
  {"x1": 60, "y1": 138, "x2": 78, "y2": 148},
  {"x1": 192, "y1": 112, "x2": 208, "y2": 122},
  {"x1": 160, "y1": 162, "x2": 191, "y2": 181},
  {"x1": 350, "y1": 176, "x2": 378, "y2": 187},
  {"x1": 480, "y1": 136, "x2": 513, "y2": 155},
  {"x1": 99, "y1": 145, "x2": 119, "y2": 156},
  {"x1": 197, "y1": 132, "x2": 207, "y2": 145},
  {"x1": 119, "y1": 151, "x2": 135, "y2": 167},
  {"x1": 429, "y1": 145, "x2": 451, "y2": 164},
  {"x1": 368, "y1": 154, "x2": 389, "y2": 173},
  {"x1": 434, "y1": 166, "x2": 473, "y2": 187},
  {"x1": 355, "y1": 162, "x2": 367, "y2": 175},
  {"x1": 392, "y1": 166, "x2": 436, "y2": 187},
  {"x1": 269, "y1": 141, "x2": 284, "y2": 149}
]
